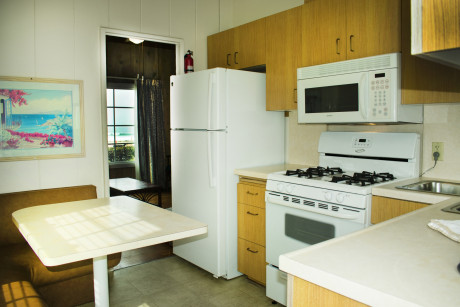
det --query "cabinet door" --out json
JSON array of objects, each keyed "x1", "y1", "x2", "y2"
[
  {"x1": 207, "y1": 28, "x2": 234, "y2": 69},
  {"x1": 238, "y1": 238, "x2": 266, "y2": 285},
  {"x1": 266, "y1": 6, "x2": 302, "y2": 111},
  {"x1": 238, "y1": 203, "x2": 265, "y2": 246},
  {"x1": 371, "y1": 196, "x2": 428, "y2": 224},
  {"x1": 302, "y1": 0, "x2": 347, "y2": 66},
  {"x1": 346, "y1": 0, "x2": 401, "y2": 60},
  {"x1": 234, "y1": 18, "x2": 266, "y2": 69},
  {"x1": 237, "y1": 182, "x2": 266, "y2": 208},
  {"x1": 401, "y1": 0, "x2": 460, "y2": 104},
  {"x1": 421, "y1": 0, "x2": 460, "y2": 52},
  {"x1": 292, "y1": 276, "x2": 367, "y2": 307}
]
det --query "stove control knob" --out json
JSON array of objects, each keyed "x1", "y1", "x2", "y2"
[
  {"x1": 324, "y1": 191, "x2": 332, "y2": 201},
  {"x1": 336, "y1": 193, "x2": 345, "y2": 203},
  {"x1": 277, "y1": 183, "x2": 284, "y2": 192},
  {"x1": 286, "y1": 184, "x2": 294, "y2": 194}
]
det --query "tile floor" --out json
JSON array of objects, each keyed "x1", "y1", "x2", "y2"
[{"x1": 78, "y1": 255, "x2": 276, "y2": 307}]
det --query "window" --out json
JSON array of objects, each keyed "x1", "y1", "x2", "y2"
[{"x1": 106, "y1": 88, "x2": 136, "y2": 163}]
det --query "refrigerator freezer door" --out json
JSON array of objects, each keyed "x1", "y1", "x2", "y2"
[
  {"x1": 171, "y1": 130, "x2": 226, "y2": 277},
  {"x1": 170, "y1": 68, "x2": 226, "y2": 130}
]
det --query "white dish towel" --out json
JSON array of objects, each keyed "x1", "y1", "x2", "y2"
[{"x1": 428, "y1": 219, "x2": 460, "y2": 242}]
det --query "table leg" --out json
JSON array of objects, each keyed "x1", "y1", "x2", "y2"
[{"x1": 93, "y1": 256, "x2": 109, "y2": 307}]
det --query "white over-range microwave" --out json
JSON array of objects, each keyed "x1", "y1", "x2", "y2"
[{"x1": 297, "y1": 53, "x2": 423, "y2": 124}]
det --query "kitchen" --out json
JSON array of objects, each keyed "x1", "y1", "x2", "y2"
[{"x1": 1, "y1": 0, "x2": 460, "y2": 306}]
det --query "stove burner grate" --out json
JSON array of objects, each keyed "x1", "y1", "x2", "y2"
[
  {"x1": 331, "y1": 171, "x2": 396, "y2": 186},
  {"x1": 285, "y1": 167, "x2": 344, "y2": 178}
]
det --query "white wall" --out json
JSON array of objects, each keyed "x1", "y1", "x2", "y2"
[
  {"x1": 0, "y1": 0, "x2": 220, "y2": 195},
  {"x1": 230, "y1": 0, "x2": 303, "y2": 28}
]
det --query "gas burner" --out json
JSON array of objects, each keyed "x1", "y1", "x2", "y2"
[
  {"x1": 285, "y1": 167, "x2": 344, "y2": 178},
  {"x1": 331, "y1": 171, "x2": 396, "y2": 186}
]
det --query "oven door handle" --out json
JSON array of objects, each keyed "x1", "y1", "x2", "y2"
[{"x1": 266, "y1": 198, "x2": 360, "y2": 220}]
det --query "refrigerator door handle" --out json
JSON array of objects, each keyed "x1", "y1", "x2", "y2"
[
  {"x1": 207, "y1": 72, "x2": 214, "y2": 130},
  {"x1": 207, "y1": 132, "x2": 216, "y2": 188}
]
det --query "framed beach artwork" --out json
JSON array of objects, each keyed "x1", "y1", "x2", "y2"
[{"x1": 0, "y1": 77, "x2": 84, "y2": 161}]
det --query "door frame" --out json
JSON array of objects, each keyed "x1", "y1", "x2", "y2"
[{"x1": 100, "y1": 27, "x2": 184, "y2": 197}]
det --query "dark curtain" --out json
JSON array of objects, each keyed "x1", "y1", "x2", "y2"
[{"x1": 136, "y1": 79, "x2": 167, "y2": 189}]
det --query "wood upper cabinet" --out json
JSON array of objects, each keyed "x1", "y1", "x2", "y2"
[
  {"x1": 234, "y1": 18, "x2": 266, "y2": 69},
  {"x1": 207, "y1": 28, "x2": 234, "y2": 69},
  {"x1": 415, "y1": 0, "x2": 460, "y2": 53},
  {"x1": 266, "y1": 6, "x2": 302, "y2": 111},
  {"x1": 302, "y1": 0, "x2": 401, "y2": 66},
  {"x1": 207, "y1": 19, "x2": 266, "y2": 70},
  {"x1": 400, "y1": 0, "x2": 460, "y2": 104},
  {"x1": 371, "y1": 196, "x2": 428, "y2": 224},
  {"x1": 302, "y1": 0, "x2": 347, "y2": 66}
]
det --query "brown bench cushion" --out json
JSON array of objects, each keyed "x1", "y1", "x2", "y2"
[
  {"x1": 0, "y1": 244, "x2": 120, "y2": 287},
  {"x1": 0, "y1": 185, "x2": 97, "y2": 246},
  {"x1": 0, "y1": 266, "x2": 48, "y2": 307}
]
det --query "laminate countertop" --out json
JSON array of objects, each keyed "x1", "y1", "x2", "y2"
[
  {"x1": 234, "y1": 164, "x2": 309, "y2": 180},
  {"x1": 280, "y1": 178, "x2": 460, "y2": 307}
]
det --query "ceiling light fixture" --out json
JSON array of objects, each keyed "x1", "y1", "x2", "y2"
[{"x1": 129, "y1": 38, "x2": 144, "y2": 44}]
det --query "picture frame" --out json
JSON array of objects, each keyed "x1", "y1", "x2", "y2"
[{"x1": 0, "y1": 77, "x2": 85, "y2": 161}]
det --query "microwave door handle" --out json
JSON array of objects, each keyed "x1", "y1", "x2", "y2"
[{"x1": 359, "y1": 74, "x2": 368, "y2": 119}]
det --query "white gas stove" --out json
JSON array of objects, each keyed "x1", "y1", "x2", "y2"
[{"x1": 265, "y1": 132, "x2": 421, "y2": 305}]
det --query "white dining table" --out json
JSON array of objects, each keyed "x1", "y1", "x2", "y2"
[{"x1": 12, "y1": 195, "x2": 207, "y2": 307}]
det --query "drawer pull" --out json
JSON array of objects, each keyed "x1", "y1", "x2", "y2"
[
  {"x1": 246, "y1": 191, "x2": 258, "y2": 196},
  {"x1": 246, "y1": 247, "x2": 258, "y2": 254},
  {"x1": 246, "y1": 211, "x2": 259, "y2": 216}
]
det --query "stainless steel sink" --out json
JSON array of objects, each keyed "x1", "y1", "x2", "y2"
[
  {"x1": 442, "y1": 202, "x2": 460, "y2": 214},
  {"x1": 396, "y1": 180, "x2": 460, "y2": 196}
]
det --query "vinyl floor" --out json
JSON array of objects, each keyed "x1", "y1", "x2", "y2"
[{"x1": 78, "y1": 255, "x2": 275, "y2": 307}]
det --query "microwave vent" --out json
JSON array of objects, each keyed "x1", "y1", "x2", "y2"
[{"x1": 298, "y1": 53, "x2": 400, "y2": 80}]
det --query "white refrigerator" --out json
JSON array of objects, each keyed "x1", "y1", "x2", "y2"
[{"x1": 170, "y1": 68, "x2": 285, "y2": 279}]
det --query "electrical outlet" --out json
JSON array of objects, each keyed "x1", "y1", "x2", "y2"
[{"x1": 432, "y1": 142, "x2": 444, "y2": 161}]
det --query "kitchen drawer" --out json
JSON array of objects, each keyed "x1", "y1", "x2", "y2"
[
  {"x1": 238, "y1": 238, "x2": 266, "y2": 285},
  {"x1": 237, "y1": 183, "x2": 265, "y2": 208},
  {"x1": 238, "y1": 203, "x2": 265, "y2": 246}
]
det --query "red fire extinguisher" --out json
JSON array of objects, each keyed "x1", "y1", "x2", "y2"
[{"x1": 184, "y1": 50, "x2": 194, "y2": 73}]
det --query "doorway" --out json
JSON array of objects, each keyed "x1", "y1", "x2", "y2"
[
  {"x1": 101, "y1": 29, "x2": 184, "y2": 267},
  {"x1": 100, "y1": 28, "x2": 184, "y2": 200}
]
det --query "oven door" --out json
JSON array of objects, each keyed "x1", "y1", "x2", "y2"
[
  {"x1": 266, "y1": 198, "x2": 366, "y2": 267},
  {"x1": 297, "y1": 71, "x2": 368, "y2": 124}
]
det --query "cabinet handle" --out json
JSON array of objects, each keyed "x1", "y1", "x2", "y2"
[
  {"x1": 234, "y1": 52, "x2": 239, "y2": 64},
  {"x1": 246, "y1": 211, "x2": 259, "y2": 216},
  {"x1": 336, "y1": 38, "x2": 340, "y2": 54},
  {"x1": 349, "y1": 35, "x2": 354, "y2": 52},
  {"x1": 246, "y1": 247, "x2": 258, "y2": 254},
  {"x1": 226, "y1": 54, "x2": 231, "y2": 66},
  {"x1": 294, "y1": 88, "x2": 297, "y2": 104},
  {"x1": 246, "y1": 191, "x2": 258, "y2": 196}
]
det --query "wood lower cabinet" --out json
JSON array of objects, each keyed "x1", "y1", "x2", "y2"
[
  {"x1": 371, "y1": 195, "x2": 428, "y2": 224},
  {"x1": 265, "y1": 6, "x2": 302, "y2": 111},
  {"x1": 237, "y1": 178, "x2": 266, "y2": 285},
  {"x1": 301, "y1": 0, "x2": 401, "y2": 67},
  {"x1": 238, "y1": 238, "x2": 266, "y2": 285},
  {"x1": 291, "y1": 275, "x2": 366, "y2": 307}
]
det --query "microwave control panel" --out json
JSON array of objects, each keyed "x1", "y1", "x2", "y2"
[{"x1": 369, "y1": 70, "x2": 392, "y2": 120}]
